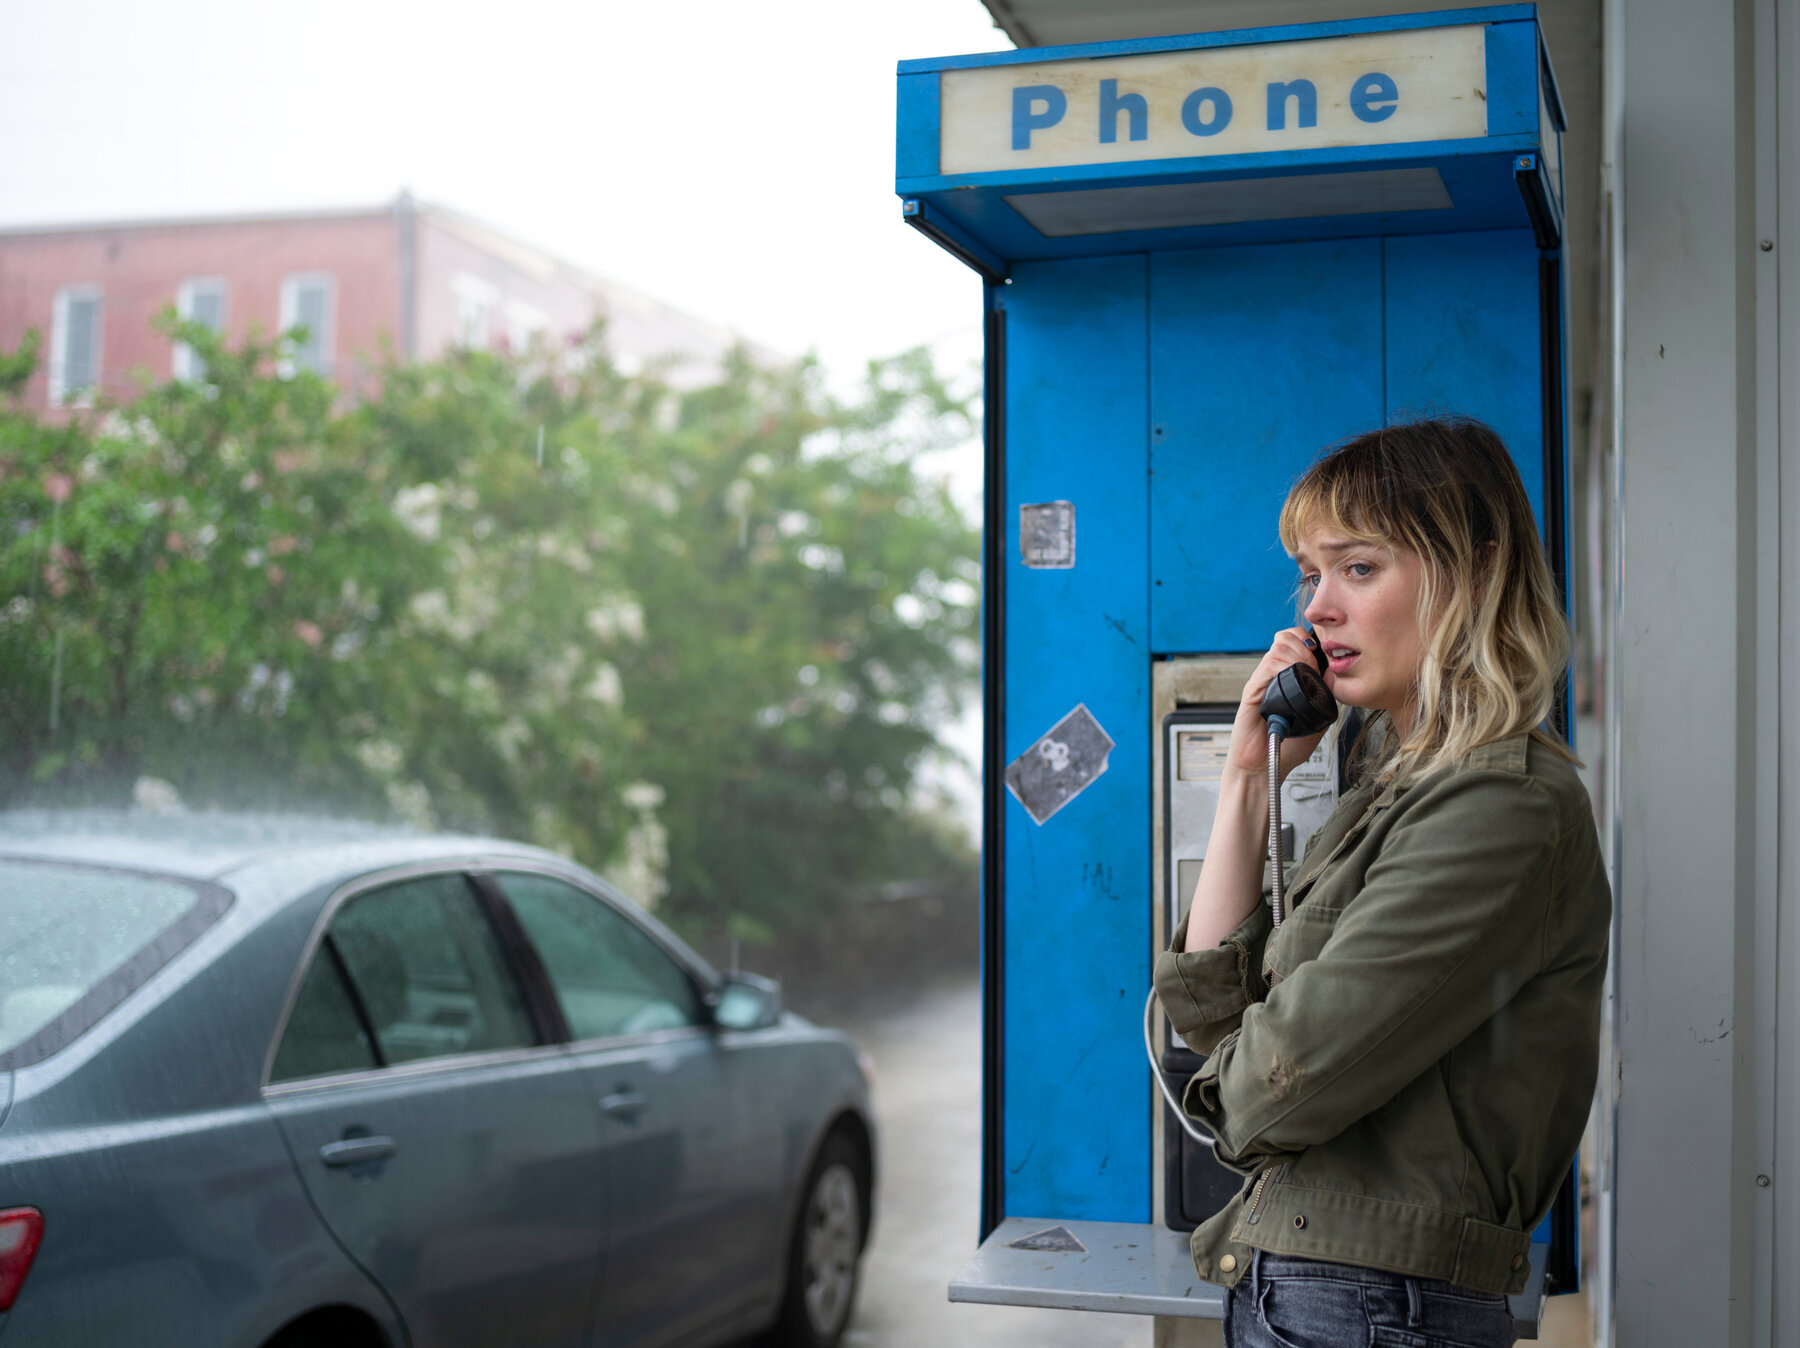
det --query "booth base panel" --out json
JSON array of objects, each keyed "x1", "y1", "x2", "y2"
[{"x1": 948, "y1": 1219, "x2": 1551, "y2": 1339}]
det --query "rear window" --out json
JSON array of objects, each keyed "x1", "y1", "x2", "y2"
[{"x1": 0, "y1": 858, "x2": 231, "y2": 1069}]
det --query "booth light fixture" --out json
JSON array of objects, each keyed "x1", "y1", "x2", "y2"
[{"x1": 1004, "y1": 166, "x2": 1454, "y2": 239}]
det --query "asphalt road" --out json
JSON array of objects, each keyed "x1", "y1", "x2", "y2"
[{"x1": 838, "y1": 980, "x2": 1151, "y2": 1348}]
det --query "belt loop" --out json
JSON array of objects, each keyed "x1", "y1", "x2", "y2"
[
  {"x1": 1405, "y1": 1276, "x2": 1422, "y2": 1327},
  {"x1": 1250, "y1": 1248, "x2": 1263, "y2": 1305}
]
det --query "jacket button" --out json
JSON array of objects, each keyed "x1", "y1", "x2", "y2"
[
  {"x1": 1292, "y1": 1215, "x2": 1306, "y2": 1229},
  {"x1": 1511, "y1": 1254, "x2": 1524, "y2": 1271},
  {"x1": 1219, "y1": 1254, "x2": 1238, "y2": 1273}
]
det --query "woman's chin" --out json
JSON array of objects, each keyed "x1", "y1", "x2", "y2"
[{"x1": 1325, "y1": 681, "x2": 1379, "y2": 713}]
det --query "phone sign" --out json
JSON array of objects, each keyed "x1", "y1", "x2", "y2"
[{"x1": 939, "y1": 25, "x2": 1488, "y2": 176}]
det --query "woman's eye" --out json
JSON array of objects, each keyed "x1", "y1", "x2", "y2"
[{"x1": 1345, "y1": 562, "x2": 1375, "y2": 579}]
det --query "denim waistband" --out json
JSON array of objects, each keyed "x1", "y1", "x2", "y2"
[{"x1": 1255, "y1": 1250, "x2": 1508, "y2": 1301}]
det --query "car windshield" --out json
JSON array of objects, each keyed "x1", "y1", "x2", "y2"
[{"x1": 0, "y1": 859, "x2": 203, "y2": 1057}]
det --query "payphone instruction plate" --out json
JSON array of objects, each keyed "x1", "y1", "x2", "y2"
[{"x1": 1165, "y1": 710, "x2": 1340, "y2": 939}]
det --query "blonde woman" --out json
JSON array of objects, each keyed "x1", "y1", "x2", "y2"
[{"x1": 1155, "y1": 419, "x2": 1610, "y2": 1348}]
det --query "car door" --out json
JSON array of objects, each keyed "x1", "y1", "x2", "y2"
[
  {"x1": 485, "y1": 869, "x2": 786, "y2": 1348},
  {"x1": 263, "y1": 868, "x2": 606, "y2": 1348}
]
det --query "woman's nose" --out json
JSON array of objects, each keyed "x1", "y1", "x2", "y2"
[{"x1": 1302, "y1": 585, "x2": 1334, "y2": 626}]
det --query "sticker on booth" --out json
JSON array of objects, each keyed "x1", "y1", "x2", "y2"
[
  {"x1": 1007, "y1": 1224, "x2": 1089, "y2": 1253},
  {"x1": 1019, "y1": 500, "x2": 1076, "y2": 568},
  {"x1": 1006, "y1": 704, "x2": 1115, "y2": 824}
]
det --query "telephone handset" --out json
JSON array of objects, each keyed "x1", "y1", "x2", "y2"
[
  {"x1": 1146, "y1": 635, "x2": 1341, "y2": 1148},
  {"x1": 1259, "y1": 638, "x2": 1337, "y2": 740},
  {"x1": 1258, "y1": 636, "x2": 1338, "y2": 927}
]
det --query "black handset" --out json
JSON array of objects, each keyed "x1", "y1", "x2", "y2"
[
  {"x1": 1259, "y1": 635, "x2": 1338, "y2": 741},
  {"x1": 1258, "y1": 634, "x2": 1338, "y2": 928}
]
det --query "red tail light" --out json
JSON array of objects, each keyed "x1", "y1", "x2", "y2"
[{"x1": 0, "y1": 1207, "x2": 44, "y2": 1311}]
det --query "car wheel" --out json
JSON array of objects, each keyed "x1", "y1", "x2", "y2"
[{"x1": 763, "y1": 1132, "x2": 867, "y2": 1348}]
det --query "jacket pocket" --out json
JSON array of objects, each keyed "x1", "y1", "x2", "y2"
[{"x1": 1264, "y1": 900, "x2": 1340, "y2": 985}]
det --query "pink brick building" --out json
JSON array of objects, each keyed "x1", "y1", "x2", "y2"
[{"x1": 0, "y1": 194, "x2": 759, "y2": 411}]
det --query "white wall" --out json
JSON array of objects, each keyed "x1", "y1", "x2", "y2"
[{"x1": 1607, "y1": 0, "x2": 1793, "y2": 1342}]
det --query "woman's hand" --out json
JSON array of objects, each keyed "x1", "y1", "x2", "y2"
[{"x1": 1225, "y1": 627, "x2": 1332, "y2": 782}]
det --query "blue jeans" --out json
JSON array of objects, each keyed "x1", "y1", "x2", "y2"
[{"x1": 1225, "y1": 1251, "x2": 1517, "y2": 1348}]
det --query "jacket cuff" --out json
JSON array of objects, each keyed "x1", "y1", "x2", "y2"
[
  {"x1": 1153, "y1": 905, "x2": 1273, "y2": 1056},
  {"x1": 1179, "y1": 1038, "x2": 1248, "y2": 1173}
]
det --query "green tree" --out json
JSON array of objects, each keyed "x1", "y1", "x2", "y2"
[
  {"x1": 598, "y1": 348, "x2": 979, "y2": 939},
  {"x1": 0, "y1": 319, "x2": 977, "y2": 938}
]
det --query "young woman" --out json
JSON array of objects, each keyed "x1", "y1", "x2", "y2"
[{"x1": 1154, "y1": 419, "x2": 1610, "y2": 1348}]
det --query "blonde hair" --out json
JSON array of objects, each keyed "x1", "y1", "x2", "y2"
[{"x1": 1278, "y1": 418, "x2": 1573, "y2": 785}]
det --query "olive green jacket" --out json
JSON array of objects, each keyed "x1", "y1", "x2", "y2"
[{"x1": 1153, "y1": 731, "x2": 1610, "y2": 1296}]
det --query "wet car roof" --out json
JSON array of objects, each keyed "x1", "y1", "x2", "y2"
[{"x1": 0, "y1": 810, "x2": 552, "y2": 885}]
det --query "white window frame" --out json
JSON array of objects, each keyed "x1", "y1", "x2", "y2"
[
  {"x1": 173, "y1": 276, "x2": 228, "y2": 382},
  {"x1": 49, "y1": 284, "x2": 102, "y2": 406},
  {"x1": 505, "y1": 298, "x2": 548, "y2": 352},
  {"x1": 279, "y1": 272, "x2": 336, "y2": 377},
  {"x1": 451, "y1": 272, "x2": 499, "y2": 349}
]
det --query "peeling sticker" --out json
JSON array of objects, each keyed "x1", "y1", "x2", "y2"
[
  {"x1": 1007, "y1": 1224, "x2": 1088, "y2": 1253},
  {"x1": 1005, "y1": 704, "x2": 1114, "y2": 825},
  {"x1": 1019, "y1": 501, "x2": 1075, "y2": 568}
]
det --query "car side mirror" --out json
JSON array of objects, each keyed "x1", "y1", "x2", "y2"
[{"x1": 712, "y1": 971, "x2": 783, "y2": 1031}]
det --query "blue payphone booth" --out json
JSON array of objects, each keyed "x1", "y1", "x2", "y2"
[{"x1": 895, "y1": 6, "x2": 1573, "y2": 1335}]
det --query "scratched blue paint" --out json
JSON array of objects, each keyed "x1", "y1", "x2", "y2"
[
  {"x1": 1148, "y1": 242, "x2": 1385, "y2": 654},
  {"x1": 1482, "y1": 19, "x2": 1539, "y2": 138},
  {"x1": 897, "y1": 5, "x2": 1537, "y2": 73},
  {"x1": 1001, "y1": 256, "x2": 1152, "y2": 1222},
  {"x1": 894, "y1": 72, "x2": 940, "y2": 180},
  {"x1": 1382, "y1": 229, "x2": 1544, "y2": 531},
  {"x1": 893, "y1": 11, "x2": 1554, "y2": 282}
]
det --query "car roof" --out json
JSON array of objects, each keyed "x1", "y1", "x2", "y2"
[{"x1": 0, "y1": 809, "x2": 556, "y2": 885}]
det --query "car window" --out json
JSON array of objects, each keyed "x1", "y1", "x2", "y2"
[
  {"x1": 268, "y1": 944, "x2": 379, "y2": 1083},
  {"x1": 494, "y1": 872, "x2": 703, "y2": 1040},
  {"x1": 0, "y1": 859, "x2": 217, "y2": 1064},
  {"x1": 284, "y1": 872, "x2": 537, "y2": 1074}
]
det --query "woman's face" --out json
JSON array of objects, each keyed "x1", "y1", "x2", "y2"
[{"x1": 1295, "y1": 526, "x2": 1428, "y2": 728}]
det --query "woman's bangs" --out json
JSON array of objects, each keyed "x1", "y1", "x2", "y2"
[{"x1": 1280, "y1": 464, "x2": 1392, "y2": 555}]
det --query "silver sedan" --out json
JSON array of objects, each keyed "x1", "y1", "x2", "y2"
[{"x1": 0, "y1": 813, "x2": 875, "y2": 1348}]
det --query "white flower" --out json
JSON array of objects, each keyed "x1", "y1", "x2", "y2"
[
  {"x1": 131, "y1": 777, "x2": 184, "y2": 814},
  {"x1": 392, "y1": 483, "x2": 443, "y2": 541},
  {"x1": 408, "y1": 589, "x2": 452, "y2": 630},
  {"x1": 622, "y1": 781, "x2": 664, "y2": 811},
  {"x1": 583, "y1": 663, "x2": 623, "y2": 708},
  {"x1": 584, "y1": 595, "x2": 645, "y2": 644},
  {"x1": 386, "y1": 780, "x2": 437, "y2": 830},
  {"x1": 356, "y1": 739, "x2": 405, "y2": 776}
]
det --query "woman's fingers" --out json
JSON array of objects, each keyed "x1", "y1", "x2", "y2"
[
  {"x1": 1244, "y1": 628, "x2": 1317, "y2": 704},
  {"x1": 1227, "y1": 627, "x2": 1331, "y2": 777}
]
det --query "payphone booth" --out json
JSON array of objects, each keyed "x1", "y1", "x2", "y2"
[{"x1": 895, "y1": 5, "x2": 1574, "y2": 1339}]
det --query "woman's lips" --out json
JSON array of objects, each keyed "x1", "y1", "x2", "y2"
[{"x1": 1325, "y1": 646, "x2": 1359, "y2": 674}]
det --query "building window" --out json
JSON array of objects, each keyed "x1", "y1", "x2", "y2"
[
  {"x1": 49, "y1": 285, "x2": 102, "y2": 405},
  {"x1": 452, "y1": 272, "x2": 498, "y2": 348},
  {"x1": 279, "y1": 273, "x2": 335, "y2": 376},
  {"x1": 505, "y1": 299, "x2": 547, "y2": 352},
  {"x1": 173, "y1": 277, "x2": 227, "y2": 382}
]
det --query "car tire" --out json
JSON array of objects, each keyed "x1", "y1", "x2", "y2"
[{"x1": 761, "y1": 1131, "x2": 868, "y2": 1348}]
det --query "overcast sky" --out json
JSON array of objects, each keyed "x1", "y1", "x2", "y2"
[
  {"x1": 0, "y1": 0, "x2": 1006, "y2": 822},
  {"x1": 0, "y1": 0, "x2": 1008, "y2": 382}
]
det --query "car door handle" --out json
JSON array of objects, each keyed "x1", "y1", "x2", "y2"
[
  {"x1": 319, "y1": 1135, "x2": 397, "y2": 1166},
  {"x1": 599, "y1": 1089, "x2": 647, "y2": 1120}
]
